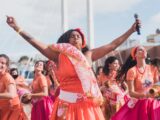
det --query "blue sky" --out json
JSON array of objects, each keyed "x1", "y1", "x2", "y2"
[{"x1": 0, "y1": 0, "x2": 160, "y2": 60}]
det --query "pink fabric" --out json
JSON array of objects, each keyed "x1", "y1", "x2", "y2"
[
  {"x1": 49, "y1": 43, "x2": 102, "y2": 99},
  {"x1": 104, "y1": 82, "x2": 129, "y2": 105},
  {"x1": 50, "y1": 87, "x2": 60, "y2": 102},
  {"x1": 111, "y1": 98, "x2": 160, "y2": 120},
  {"x1": 49, "y1": 43, "x2": 105, "y2": 120},
  {"x1": 112, "y1": 64, "x2": 160, "y2": 120},
  {"x1": 31, "y1": 96, "x2": 53, "y2": 120}
]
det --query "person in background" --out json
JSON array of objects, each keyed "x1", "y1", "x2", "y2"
[
  {"x1": 10, "y1": 68, "x2": 31, "y2": 119},
  {"x1": 112, "y1": 46, "x2": 159, "y2": 120},
  {"x1": 10, "y1": 68, "x2": 29, "y2": 92},
  {"x1": 100, "y1": 56, "x2": 128, "y2": 120},
  {"x1": 0, "y1": 54, "x2": 27, "y2": 120},
  {"x1": 45, "y1": 60, "x2": 60, "y2": 102},
  {"x1": 24, "y1": 60, "x2": 53, "y2": 120},
  {"x1": 96, "y1": 66, "x2": 104, "y2": 86}
]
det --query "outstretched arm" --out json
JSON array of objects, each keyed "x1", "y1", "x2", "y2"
[
  {"x1": 6, "y1": 16, "x2": 59, "y2": 61},
  {"x1": 90, "y1": 21, "x2": 140, "y2": 61}
]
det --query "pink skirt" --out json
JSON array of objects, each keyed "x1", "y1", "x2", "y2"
[
  {"x1": 31, "y1": 96, "x2": 53, "y2": 120},
  {"x1": 111, "y1": 98, "x2": 160, "y2": 120}
]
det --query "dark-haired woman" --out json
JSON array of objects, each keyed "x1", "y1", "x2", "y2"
[
  {"x1": 112, "y1": 46, "x2": 159, "y2": 120},
  {"x1": 96, "y1": 66, "x2": 104, "y2": 86},
  {"x1": 7, "y1": 16, "x2": 139, "y2": 120},
  {"x1": 10, "y1": 68, "x2": 30, "y2": 99},
  {"x1": 100, "y1": 56, "x2": 128, "y2": 120},
  {"x1": 10, "y1": 68, "x2": 31, "y2": 119},
  {"x1": 0, "y1": 54, "x2": 27, "y2": 120},
  {"x1": 24, "y1": 60, "x2": 53, "y2": 120},
  {"x1": 45, "y1": 60, "x2": 60, "y2": 102}
]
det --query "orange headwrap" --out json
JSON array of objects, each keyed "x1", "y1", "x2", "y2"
[
  {"x1": 74, "y1": 28, "x2": 86, "y2": 48},
  {"x1": 46, "y1": 60, "x2": 56, "y2": 70},
  {"x1": 131, "y1": 47, "x2": 138, "y2": 60}
]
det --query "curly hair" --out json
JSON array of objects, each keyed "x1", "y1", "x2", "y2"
[
  {"x1": 103, "y1": 56, "x2": 119, "y2": 76},
  {"x1": 57, "y1": 28, "x2": 86, "y2": 48}
]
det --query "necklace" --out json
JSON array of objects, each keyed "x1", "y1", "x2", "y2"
[{"x1": 136, "y1": 65, "x2": 146, "y2": 74}]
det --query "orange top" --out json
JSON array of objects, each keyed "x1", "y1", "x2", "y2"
[
  {"x1": 0, "y1": 72, "x2": 20, "y2": 107},
  {"x1": 0, "y1": 72, "x2": 15, "y2": 93},
  {"x1": 54, "y1": 54, "x2": 83, "y2": 93},
  {"x1": 32, "y1": 74, "x2": 48, "y2": 93},
  {"x1": 127, "y1": 65, "x2": 158, "y2": 93},
  {"x1": 102, "y1": 71, "x2": 117, "y2": 84},
  {"x1": 15, "y1": 75, "x2": 28, "y2": 90}
]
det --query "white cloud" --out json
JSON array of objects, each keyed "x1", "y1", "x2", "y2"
[
  {"x1": 144, "y1": 12, "x2": 160, "y2": 35},
  {"x1": 93, "y1": 0, "x2": 142, "y2": 14},
  {"x1": 0, "y1": 0, "x2": 62, "y2": 53},
  {"x1": 151, "y1": 12, "x2": 160, "y2": 25},
  {"x1": 0, "y1": 0, "x2": 147, "y2": 58}
]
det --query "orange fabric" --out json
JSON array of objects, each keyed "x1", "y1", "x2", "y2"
[
  {"x1": 32, "y1": 74, "x2": 48, "y2": 93},
  {"x1": 0, "y1": 73, "x2": 27, "y2": 120},
  {"x1": 102, "y1": 71, "x2": 117, "y2": 84},
  {"x1": 0, "y1": 73, "x2": 15, "y2": 92},
  {"x1": 55, "y1": 54, "x2": 83, "y2": 93},
  {"x1": 50, "y1": 54, "x2": 105, "y2": 120},
  {"x1": 0, "y1": 102, "x2": 27, "y2": 120},
  {"x1": 0, "y1": 73, "x2": 19, "y2": 105},
  {"x1": 15, "y1": 76, "x2": 29, "y2": 90},
  {"x1": 46, "y1": 75, "x2": 52, "y2": 87},
  {"x1": 101, "y1": 71, "x2": 128, "y2": 120},
  {"x1": 15, "y1": 76, "x2": 25, "y2": 83},
  {"x1": 0, "y1": 96, "x2": 20, "y2": 108},
  {"x1": 131, "y1": 47, "x2": 138, "y2": 60},
  {"x1": 51, "y1": 98, "x2": 105, "y2": 120},
  {"x1": 126, "y1": 65, "x2": 158, "y2": 93}
]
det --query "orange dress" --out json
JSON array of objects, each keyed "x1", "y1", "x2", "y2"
[
  {"x1": 16, "y1": 76, "x2": 30, "y2": 99},
  {"x1": 32, "y1": 74, "x2": 48, "y2": 94},
  {"x1": 127, "y1": 65, "x2": 158, "y2": 93},
  {"x1": 112, "y1": 65, "x2": 159, "y2": 120},
  {"x1": 15, "y1": 75, "x2": 31, "y2": 120},
  {"x1": 0, "y1": 73, "x2": 27, "y2": 120},
  {"x1": 102, "y1": 71, "x2": 129, "y2": 120},
  {"x1": 50, "y1": 54, "x2": 105, "y2": 120},
  {"x1": 31, "y1": 74, "x2": 53, "y2": 120}
]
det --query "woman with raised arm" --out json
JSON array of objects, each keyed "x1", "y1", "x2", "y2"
[
  {"x1": 0, "y1": 54, "x2": 27, "y2": 120},
  {"x1": 112, "y1": 46, "x2": 159, "y2": 120},
  {"x1": 23, "y1": 60, "x2": 53, "y2": 120},
  {"x1": 6, "y1": 16, "x2": 138, "y2": 120}
]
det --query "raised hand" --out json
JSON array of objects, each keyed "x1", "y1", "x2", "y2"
[
  {"x1": 6, "y1": 16, "x2": 20, "y2": 31},
  {"x1": 130, "y1": 19, "x2": 141, "y2": 33}
]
